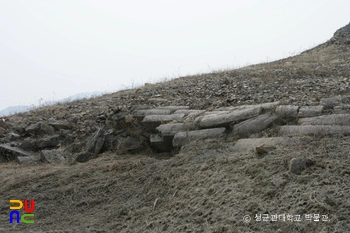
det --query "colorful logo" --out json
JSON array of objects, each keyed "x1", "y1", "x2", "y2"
[{"x1": 9, "y1": 200, "x2": 35, "y2": 224}]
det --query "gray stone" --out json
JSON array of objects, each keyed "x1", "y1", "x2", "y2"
[
  {"x1": 19, "y1": 138, "x2": 37, "y2": 151},
  {"x1": 142, "y1": 114, "x2": 186, "y2": 129},
  {"x1": 16, "y1": 156, "x2": 37, "y2": 164},
  {"x1": 156, "y1": 106, "x2": 190, "y2": 111},
  {"x1": 298, "y1": 106, "x2": 324, "y2": 118},
  {"x1": 289, "y1": 158, "x2": 315, "y2": 175},
  {"x1": 156, "y1": 123, "x2": 194, "y2": 137},
  {"x1": 199, "y1": 106, "x2": 261, "y2": 128},
  {"x1": 0, "y1": 144, "x2": 34, "y2": 162},
  {"x1": 48, "y1": 121, "x2": 73, "y2": 130},
  {"x1": 174, "y1": 110, "x2": 206, "y2": 118},
  {"x1": 75, "y1": 151, "x2": 96, "y2": 163},
  {"x1": 150, "y1": 134, "x2": 172, "y2": 152},
  {"x1": 298, "y1": 114, "x2": 350, "y2": 125},
  {"x1": 86, "y1": 128, "x2": 105, "y2": 154},
  {"x1": 275, "y1": 105, "x2": 299, "y2": 117},
  {"x1": 280, "y1": 125, "x2": 350, "y2": 136},
  {"x1": 40, "y1": 149, "x2": 66, "y2": 164},
  {"x1": 26, "y1": 122, "x2": 55, "y2": 136},
  {"x1": 0, "y1": 127, "x2": 5, "y2": 137},
  {"x1": 133, "y1": 109, "x2": 172, "y2": 118},
  {"x1": 6, "y1": 132, "x2": 21, "y2": 141},
  {"x1": 233, "y1": 113, "x2": 278, "y2": 137},
  {"x1": 173, "y1": 127, "x2": 226, "y2": 147},
  {"x1": 320, "y1": 96, "x2": 342, "y2": 108},
  {"x1": 37, "y1": 135, "x2": 60, "y2": 149}
]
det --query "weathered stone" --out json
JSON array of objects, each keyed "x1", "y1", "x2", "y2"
[
  {"x1": 255, "y1": 144, "x2": 276, "y2": 155},
  {"x1": 199, "y1": 106, "x2": 261, "y2": 128},
  {"x1": 37, "y1": 135, "x2": 60, "y2": 149},
  {"x1": 0, "y1": 119, "x2": 8, "y2": 129},
  {"x1": 173, "y1": 128, "x2": 226, "y2": 147},
  {"x1": 26, "y1": 122, "x2": 54, "y2": 136},
  {"x1": 289, "y1": 158, "x2": 315, "y2": 175},
  {"x1": 48, "y1": 121, "x2": 73, "y2": 130},
  {"x1": 75, "y1": 151, "x2": 96, "y2": 163},
  {"x1": 133, "y1": 109, "x2": 172, "y2": 118},
  {"x1": 0, "y1": 127, "x2": 5, "y2": 137},
  {"x1": 320, "y1": 96, "x2": 342, "y2": 108},
  {"x1": 6, "y1": 132, "x2": 21, "y2": 141},
  {"x1": 231, "y1": 137, "x2": 310, "y2": 153},
  {"x1": 275, "y1": 105, "x2": 299, "y2": 117},
  {"x1": 298, "y1": 114, "x2": 350, "y2": 125},
  {"x1": 0, "y1": 144, "x2": 34, "y2": 162},
  {"x1": 156, "y1": 123, "x2": 194, "y2": 137},
  {"x1": 150, "y1": 134, "x2": 172, "y2": 152},
  {"x1": 111, "y1": 112, "x2": 128, "y2": 121},
  {"x1": 86, "y1": 128, "x2": 105, "y2": 154},
  {"x1": 19, "y1": 138, "x2": 37, "y2": 151},
  {"x1": 233, "y1": 113, "x2": 278, "y2": 137},
  {"x1": 174, "y1": 110, "x2": 206, "y2": 118},
  {"x1": 40, "y1": 149, "x2": 66, "y2": 164},
  {"x1": 298, "y1": 106, "x2": 324, "y2": 118},
  {"x1": 280, "y1": 125, "x2": 350, "y2": 136},
  {"x1": 148, "y1": 98, "x2": 168, "y2": 103},
  {"x1": 333, "y1": 105, "x2": 350, "y2": 114},
  {"x1": 156, "y1": 106, "x2": 190, "y2": 111},
  {"x1": 142, "y1": 114, "x2": 185, "y2": 129}
]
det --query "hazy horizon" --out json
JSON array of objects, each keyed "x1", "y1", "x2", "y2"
[{"x1": 1, "y1": 0, "x2": 350, "y2": 110}]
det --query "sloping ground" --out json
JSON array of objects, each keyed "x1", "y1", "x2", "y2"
[{"x1": 1, "y1": 22, "x2": 350, "y2": 232}]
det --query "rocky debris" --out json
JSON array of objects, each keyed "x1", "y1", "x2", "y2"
[
  {"x1": 289, "y1": 158, "x2": 315, "y2": 175},
  {"x1": 25, "y1": 122, "x2": 55, "y2": 136},
  {"x1": 275, "y1": 105, "x2": 299, "y2": 117},
  {"x1": 298, "y1": 114, "x2": 350, "y2": 125},
  {"x1": 298, "y1": 106, "x2": 324, "y2": 117},
  {"x1": 172, "y1": 128, "x2": 226, "y2": 147},
  {"x1": 0, "y1": 144, "x2": 34, "y2": 162},
  {"x1": 6, "y1": 132, "x2": 21, "y2": 141},
  {"x1": 86, "y1": 128, "x2": 105, "y2": 154},
  {"x1": 142, "y1": 114, "x2": 185, "y2": 129},
  {"x1": 319, "y1": 96, "x2": 342, "y2": 108},
  {"x1": 199, "y1": 106, "x2": 261, "y2": 128},
  {"x1": 133, "y1": 109, "x2": 172, "y2": 118},
  {"x1": 19, "y1": 138, "x2": 37, "y2": 151},
  {"x1": 280, "y1": 125, "x2": 350, "y2": 136},
  {"x1": 37, "y1": 135, "x2": 60, "y2": 150},
  {"x1": 48, "y1": 120, "x2": 73, "y2": 130},
  {"x1": 232, "y1": 113, "x2": 278, "y2": 137},
  {"x1": 75, "y1": 151, "x2": 96, "y2": 163},
  {"x1": 40, "y1": 149, "x2": 66, "y2": 164},
  {"x1": 0, "y1": 119, "x2": 8, "y2": 129},
  {"x1": 0, "y1": 127, "x2": 5, "y2": 137},
  {"x1": 255, "y1": 144, "x2": 276, "y2": 155}
]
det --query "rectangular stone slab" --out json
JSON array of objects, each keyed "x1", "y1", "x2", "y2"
[
  {"x1": 233, "y1": 113, "x2": 279, "y2": 137},
  {"x1": 298, "y1": 114, "x2": 350, "y2": 125},
  {"x1": 298, "y1": 106, "x2": 324, "y2": 118},
  {"x1": 199, "y1": 106, "x2": 261, "y2": 128},
  {"x1": 133, "y1": 109, "x2": 172, "y2": 118},
  {"x1": 280, "y1": 125, "x2": 350, "y2": 136},
  {"x1": 172, "y1": 127, "x2": 226, "y2": 147},
  {"x1": 275, "y1": 105, "x2": 299, "y2": 117},
  {"x1": 142, "y1": 114, "x2": 186, "y2": 129},
  {"x1": 156, "y1": 123, "x2": 194, "y2": 137}
]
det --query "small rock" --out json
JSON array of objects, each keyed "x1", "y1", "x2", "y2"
[
  {"x1": 41, "y1": 149, "x2": 66, "y2": 164},
  {"x1": 6, "y1": 132, "x2": 21, "y2": 141},
  {"x1": 255, "y1": 144, "x2": 276, "y2": 155},
  {"x1": 289, "y1": 158, "x2": 315, "y2": 175}
]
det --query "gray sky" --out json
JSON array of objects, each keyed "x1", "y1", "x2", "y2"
[{"x1": 1, "y1": 0, "x2": 349, "y2": 110}]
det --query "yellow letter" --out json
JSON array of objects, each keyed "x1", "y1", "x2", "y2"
[{"x1": 10, "y1": 200, "x2": 23, "y2": 210}]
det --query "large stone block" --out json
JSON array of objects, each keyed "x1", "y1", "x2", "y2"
[
  {"x1": 199, "y1": 106, "x2": 261, "y2": 128},
  {"x1": 41, "y1": 149, "x2": 66, "y2": 164},
  {"x1": 0, "y1": 144, "x2": 34, "y2": 162},
  {"x1": 26, "y1": 122, "x2": 55, "y2": 136},
  {"x1": 233, "y1": 113, "x2": 279, "y2": 137},
  {"x1": 298, "y1": 114, "x2": 350, "y2": 125},
  {"x1": 275, "y1": 105, "x2": 299, "y2": 117},
  {"x1": 298, "y1": 106, "x2": 324, "y2": 118},
  {"x1": 172, "y1": 127, "x2": 226, "y2": 147},
  {"x1": 280, "y1": 125, "x2": 350, "y2": 136},
  {"x1": 142, "y1": 114, "x2": 185, "y2": 129}
]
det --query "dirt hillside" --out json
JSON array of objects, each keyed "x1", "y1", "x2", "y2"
[{"x1": 1, "y1": 22, "x2": 350, "y2": 233}]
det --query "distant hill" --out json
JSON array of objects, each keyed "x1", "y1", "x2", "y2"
[{"x1": 0, "y1": 91, "x2": 105, "y2": 117}]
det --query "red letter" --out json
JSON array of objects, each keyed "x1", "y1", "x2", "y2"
[{"x1": 24, "y1": 200, "x2": 35, "y2": 213}]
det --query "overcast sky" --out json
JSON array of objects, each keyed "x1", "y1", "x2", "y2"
[{"x1": 0, "y1": 0, "x2": 349, "y2": 110}]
